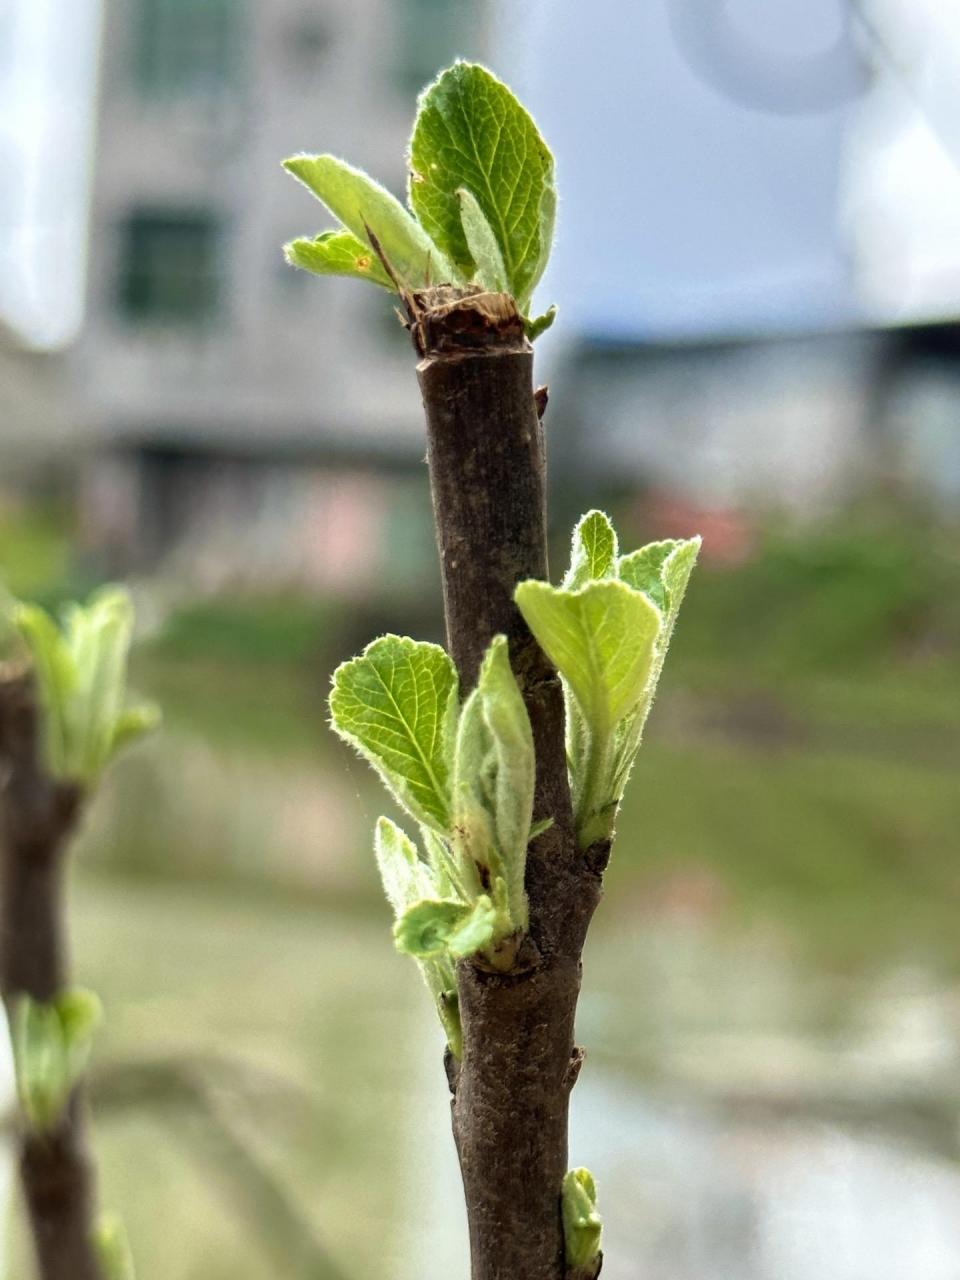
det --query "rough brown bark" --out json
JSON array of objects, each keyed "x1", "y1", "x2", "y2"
[
  {"x1": 412, "y1": 288, "x2": 604, "y2": 1280},
  {"x1": 0, "y1": 666, "x2": 103, "y2": 1280}
]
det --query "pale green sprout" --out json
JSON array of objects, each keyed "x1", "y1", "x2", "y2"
[
  {"x1": 516, "y1": 513, "x2": 700, "y2": 848},
  {"x1": 12, "y1": 989, "x2": 102, "y2": 1134},
  {"x1": 12, "y1": 587, "x2": 159, "y2": 785},
  {"x1": 562, "y1": 1168, "x2": 603, "y2": 1272},
  {"x1": 330, "y1": 635, "x2": 538, "y2": 1054},
  {"x1": 283, "y1": 61, "x2": 557, "y2": 338},
  {"x1": 94, "y1": 1212, "x2": 137, "y2": 1280}
]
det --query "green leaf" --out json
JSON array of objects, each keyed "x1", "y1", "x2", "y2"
[
  {"x1": 408, "y1": 61, "x2": 556, "y2": 309},
  {"x1": 609, "y1": 537, "x2": 701, "y2": 800},
  {"x1": 12, "y1": 988, "x2": 101, "y2": 1134},
  {"x1": 94, "y1": 1213, "x2": 137, "y2": 1280},
  {"x1": 515, "y1": 580, "x2": 660, "y2": 736},
  {"x1": 55, "y1": 988, "x2": 103, "y2": 1085},
  {"x1": 515, "y1": 578, "x2": 661, "y2": 845},
  {"x1": 108, "y1": 703, "x2": 161, "y2": 760},
  {"x1": 393, "y1": 895, "x2": 497, "y2": 960},
  {"x1": 14, "y1": 588, "x2": 152, "y2": 784},
  {"x1": 456, "y1": 188, "x2": 507, "y2": 292},
  {"x1": 617, "y1": 540, "x2": 677, "y2": 610},
  {"x1": 284, "y1": 229, "x2": 395, "y2": 290},
  {"x1": 562, "y1": 1168, "x2": 603, "y2": 1270},
  {"x1": 374, "y1": 816, "x2": 437, "y2": 916},
  {"x1": 12, "y1": 602, "x2": 76, "y2": 775},
  {"x1": 563, "y1": 511, "x2": 620, "y2": 590},
  {"x1": 523, "y1": 305, "x2": 557, "y2": 341},
  {"x1": 451, "y1": 637, "x2": 534, "y2": 933},
  {"x1": 329, "y1": 635, "x2": 458, "y2": 832},
  {"x1": 283, "y1": 154, "x2": 454, "y2": 289}
]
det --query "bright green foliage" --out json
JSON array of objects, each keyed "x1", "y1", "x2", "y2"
[
  {"x1": 334, "y1": 635, "x2": 536, "y2": 1052},
  {"x1": 12, "y1": 989, "x2": 102, "y2": 1134},
  {"x1": 456, "y1": 187, "x2": 507, "y2": 293},
  {"x1": 329, "y1": 635, "x2": 459, "y2": 833},
  {"x1": 284, "y1": 229, "x2": 394, "y2": 290},
  {"x1": 13, "y1": 588, "x2": 159, "y2": 785},
  {"x1": 282, "y1": 62, "x2": 557, "y2": 336},
  {"x1": 409, "y1": 62, "x2": 556, "y2": 311},
  {"x1": 94, "y1": 1213, "x2": 137, "y2": 1280},
  {"x1": 562, "y1": 1168, "x2": 603, "y2": 1271},
  {"x1": 451, "y1": 636, "x2": 534, "y2": 933},
  {"x1": 563, "y1": 510, "x2": 619, "y2": 591},
  {"x1": 394, "y1": 895, "x2": 498, "y2": 960},
  {"x1": 516, "y1": 516, "x2": 699, "y2": 847},
  {"x1": 282, "y1": 154, "x2": 452, "y2": 288}
]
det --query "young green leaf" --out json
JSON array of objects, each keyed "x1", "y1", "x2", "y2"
[
  {"x1": 12, "y1": 988, "x2": 102, "y2": 1134},
  {"x1": 617, "y1": 539, "x2": 677, "y2": 611},
  {"x1": 524, "y1": 306, "x2": 557, "y2": 341},
  {"x1": 283, "y1": 154, "x2": 454, "y2": 289},
  {"x1": 609, "y1": 536, "x2": 701, "y2": 800},
  {"x1": 515, "y1": 579, "x2": 661, "y2": 737},
  {"x1": 329, "y1": 635, "x2": 458, "y2": 832},
  {"x1": 374, "y1": 816, "x2": 438, "y2": 915},
  {"x1": 516, "y1": 578, "x2": 661, "y2": 845},
  {"x1": 563, "y1": 510, "x2": 620, "y2": 590},
  {"x1": 14, "y1": 588, "x2": 157, "y2": 784},
  {"x1": 562, "y1": 1168, "x2": 603, "y2": 1271},
  {"x1": 450, "y1": 636, "x2": 534, "y2": 933},
  {"x1": 94, "y1": 1213, "x2": 137, "y2": 1280},
  {"x1": 284, "y1": 230, "x2": 395, "y2": 289},
  {"x1": 408, "y1": 61, "x2": 556, "y2": 310},
  {"x1": 394, "y1": 896, "x2": 497, "y2": 960},
  {"x1": 456, "y1": 188, "x2": 507, "y2": 292}
]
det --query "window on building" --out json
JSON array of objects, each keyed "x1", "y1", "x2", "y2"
[
  {"x1": 134, "y1": 0, "x2": 240, "y2": 97},
  {"x1": 394, "y1": 0, "x2": 476, "y2": 96},
  {"x1": 118, "y1": 210, "x2": 222, "y2": 324}
]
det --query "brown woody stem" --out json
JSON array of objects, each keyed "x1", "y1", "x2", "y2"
[
  {"x1": 413, "y1": 288, "x2": 603, "y2": 1280},
  {"x1": 0, "y1": 667, "x2": 103, "y2": 1280}
]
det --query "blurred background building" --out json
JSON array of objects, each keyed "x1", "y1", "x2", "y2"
[{"x1": 1, "y1": 3, "x2": 959, "y2": 1280}]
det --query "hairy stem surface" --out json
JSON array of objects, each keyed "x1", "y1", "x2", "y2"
[
  {"x1": 0, "y1": 667, "x2": 103, "y2": 1280},
  {"x1": 413, "y1": 288, "x2": 603, "y2": 1280}
]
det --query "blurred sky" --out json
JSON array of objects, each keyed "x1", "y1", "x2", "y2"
[
  {"x1": 0, "y1": 0, "x2": 101, "y2": 348},
  {"x1": 3, "y1": 0, "x2": 960, "y2": 348}
]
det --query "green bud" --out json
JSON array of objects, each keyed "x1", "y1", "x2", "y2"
[{"x1": 562, "y1": 1167, "x2": 603, "y2": 1272}]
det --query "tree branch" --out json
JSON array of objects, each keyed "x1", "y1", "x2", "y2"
[
  {"x1": 414, "y1": 288, "x2": 602, "y2": 1280},
  {"x1": 0, "y1": 666, "x2": 103, "y2": 1280}
]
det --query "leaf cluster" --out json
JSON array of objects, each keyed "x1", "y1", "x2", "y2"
[
  {"x1": 516, "y1": 512, "x2": 700, "y2": 847},
  {"x1": 329, "y1": 635, "x2": 536, "y2": 1054},
  {"x1": 283, "y1": 62, "x2": 557, "y2": 339},
  {"x1": 12, "y1": 988, "x2": 102, "y2": 1134},
  {"x1": 11, "y1": 587, "x2": 159, "y2": 785}
]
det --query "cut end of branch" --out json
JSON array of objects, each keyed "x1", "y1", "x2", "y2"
[{"x1": 408, "y1": 285, "x2": 528, "y2": 360}]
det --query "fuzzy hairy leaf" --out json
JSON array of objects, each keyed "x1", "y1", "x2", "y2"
[
  {"x1": 617, "y1": 540, "x2": 677, "y2": 611},
  {"x1": 457, "y1": 188, "x2": 508, "y2": 292},
  {"x1": 515, "y1": 579, "x2": 661, "y2": 737},
  {"x1": 563, "y1": 510, "x2": 619, "y2": 590},
  {"x1": 329, "y1": 635, "x2": 458, "y2": 831},
  {"x1": 374, "y1": 817, "x2": 437, "y2": 917},
  {"x1": 408, "y1": 62, "x2": 556, "y2": 309},
  {"x1": 394, "y1": 896, "x2": 497, "y2": 960},
  {"x1": 284, "y1": 229, "x2": 395, "y2": 289},
  {"x1": 283, "y1": 154, "x2": 454, "y2": 288},
  {"x1": 562, "y1": 1168, "x2": 603, "y2": 1270},
  {"x1": 451, "y1": 637, "x2": 533, "y2": 933}
]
